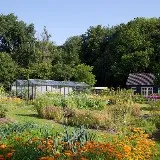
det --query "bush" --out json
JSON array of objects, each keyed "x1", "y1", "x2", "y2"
[
  {"x1": 66, "y1": 108, "x2": 112, "y2": 130},
  {"x1": 108, "y1": 103, "x2": 132, "y2": 125},
  {"x1": 67, "y1": 110, "x2": 100, "y2": 129},
  {"x1": 132, "y1": 94, "x2": 147, "y2": 103},
  {"x1": 68, "y1": 93, "x2": 105, "y2": 110},
  {"x1": 33, "y1": 93, "x2": 63, "y2": 117},
  {"x1": 131, "y1": 103, "x2": 141, "y2": 117},
  {"x1": 42, "y1": 106, "x2": 64, "y2": 122},
  {"x1": 34, "y1": 93, "x2": 106, "y2": 120},
  {"x1": 0, "y1": 86, "x2": 7, "y2": 97},
  {"x1": 0, "y1": 104, "x2": 7, "y2": 118}
]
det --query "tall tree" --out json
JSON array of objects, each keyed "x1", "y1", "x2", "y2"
[
  {"x1": 110, "y1": 18, "x2": 160, "y2": 86},
  {"x1": 80, "y1": 25, "x2": 115, "y2": 86},
  {"x1": 0, "y1": 13, "x2": 35, "y2": 67}
]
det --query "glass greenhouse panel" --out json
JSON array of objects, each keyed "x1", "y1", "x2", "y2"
[{"x1": 11, "y1": 79, "x2": 90, "y2": 99}]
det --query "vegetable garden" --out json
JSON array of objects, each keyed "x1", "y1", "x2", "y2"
[{"x1": 0, "y1": 87, "x2": 160, "y2": 159}]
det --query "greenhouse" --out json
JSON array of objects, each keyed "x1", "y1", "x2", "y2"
[{"x1": 11, "y1": 79, "x2": 90, "y2": 99}]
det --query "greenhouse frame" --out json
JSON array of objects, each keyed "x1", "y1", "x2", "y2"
[{"x1": 11, "y1": 79, "x2": 90, "y2": 99}]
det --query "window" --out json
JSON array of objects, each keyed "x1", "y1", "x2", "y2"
[
  {"x1": 158, "y1": 88, "x2": 160, "y2": 94},
  {"x1": 141, "y1": 87, "x2": 153, "y2": 96},
  {"x1": 131, "y1": 87, "x2": 136, "y2": 94}
]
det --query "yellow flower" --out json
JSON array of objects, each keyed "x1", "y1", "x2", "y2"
[
  {"x1": 64, "y1": 150, "x2": 72, "y2": 157},
  {"x1": 0, "y1": 144, "x2": 6, "y2": 149}
]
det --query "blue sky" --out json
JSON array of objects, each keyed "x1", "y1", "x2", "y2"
[{"x1": 1, "y1": 0, "x2": 160, "y2": 45}]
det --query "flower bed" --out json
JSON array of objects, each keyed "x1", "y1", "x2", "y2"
[{"x1": 0, "y1": 126, "x2": 157, "y2": 160}]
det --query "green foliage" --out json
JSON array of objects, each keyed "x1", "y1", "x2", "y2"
[
  {"x1": 80, "y1": 25, "x2": 115, "y2": 86},
  {"x1": 63, "y1": 36, "x2": 82, "y2": 66},
  {"x1": 0, "y1": 13, "x2": 35, "y2": 67},
  {"x1": 0, "y1": 86, "x2": 6, "y2": 97},
  {"x1": 29, "y1": 62, "x2": 52, "y2": 79},
  {"x1": 34, "y1": 92, "x2": 105, "y2": 114},
  {"x1": 33, "y1": 93, "x2": 107, "y2": 129},
  {"x1": 0, "y1": 122, "x2": 95, "y2": 160},
  {"x1": 132, "y1": 94, "x2": 147, "y2": 103},
  {"x1": 62, "y1": 125, "x2": 96, "y2": 152},
  {"x1": 2, "y1": 14, "x2": 160, "y2": 87},
  {"x1": 130, "y1": 118, "x2": 157, "y2": 135},
  {"x1": 73, "y1": 64, "x2": 96, "y2": 86},
  {"x1": 33, "y1": 93, "x2": 63, "y2": 117},
  {"x1": 67, "y1": 111, "x2": 100, "y2": 129},
  {"x1": 0, "y1": 122, "x2": 38, "y2": 138},
  {"x1": 108, "y1": 103, "x2": 132, "y2": 129},
  {"x1": 0, "y1": 52, "x2": 18, "y2": 88},
  {"x1": 0, "y1": 104, "x2": 7, "y2": 118},
  {"x1": 68, "y1": 93, "x2": 105, "y2": 110},
  {"x1": 52, "y1": 62, "x2": 75, "y2": 81}
]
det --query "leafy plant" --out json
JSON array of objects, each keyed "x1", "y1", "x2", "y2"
[{"x1": 0, "y1": 104, "x2": 7, "y2": 118}]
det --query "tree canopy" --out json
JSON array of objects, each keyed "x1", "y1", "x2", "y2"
[{"x1": 1, "y1": 14, "x2": 160, "y2": 88}]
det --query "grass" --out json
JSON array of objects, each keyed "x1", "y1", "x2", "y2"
[
  {"x1": 155, "y1": 142, "x2": 160, "y2": 159},
  {"x1": 6, "y1": 105, "x2": 121, "y2": 149},
  {"x1": 5, "y1": 104, "x2": 114, "y2": 140},
  {"x1": 6, "y1": 104, "x2": 64, "y2": 132}
]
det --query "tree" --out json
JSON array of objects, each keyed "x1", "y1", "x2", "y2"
[
  {"x1": 80, "y1": 25, "x2": 109, "y2": 65},
  {"x1": 73, "y1": 64, "x2": 96, "y2": 86},
  {"x1": 109, "y1": 18, "x2": 160, "y2": 86},
  {"x1": 29, "y1": 63, "x2": 52, "y2": 79},
  {"x1": 80, "y1": 25, "x2": 115, "y2": 86},
  {"x1": 0, "y1": 13, "x2": 35, "y2": 67},
  {"x1": 62, "y1": 36, "x2": 82, "y2": 65},
  {"x1": 34, "y1": 26, "x2": 56, "y2": 64},
  {"x1": 0, "y1": 52, "x2": 17, "y2": 88}
]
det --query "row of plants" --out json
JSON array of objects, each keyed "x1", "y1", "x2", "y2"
[
  {"x1": 32, "y1": 92, "x2": 138, "y2": 132},
  {"x1": 32, "y1": 89, "x2": 160, "y2": 136},
  {"x1": 0, "y1": 122, "x2": 157, "y2": 160},
  {"x1": 34, "y1": 92, "x2": 106, "y2": 111}
]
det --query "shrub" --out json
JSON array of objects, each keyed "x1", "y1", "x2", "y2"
[
  {"x1": 33, "y1": 93, "x2": 63, "y2": 117},
  {"x1": 42, "y1": 106, "x2": 64, "y2": 123},
  {"x1": 68, "y1": 93, "x2": 105, "y2": 110},
  {"x1": 0, "y1": 86, "x2": 7, "y2": 97},
  {"x1": 66, "y1": 108, "x2": 112, "y2": 130},
  {"x1": 132, "y1": 94, "x2": 147, "y2": 103},
  {"x1": 108, "y1": 103, "x2": 132, "y2": 126},
  {"x1": 131, "y1": 103, "x2": 141, "y2": 117},
  {"x1": 67, "y1": 110, "x2": 100, "y2": 129},
  {"x1": 0, "y1": 104, "x2": 7, "y2": 118},
  {"x1": 149, "y1": 115, "x2": 160, "y2": 129}
]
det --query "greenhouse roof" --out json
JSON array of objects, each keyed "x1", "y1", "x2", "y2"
[
  {"x1": 12, "y1": 80, "x2": 29, "y2": 86},
  {"x1": 12, "y1": 79, "x2": 90, "y2": 87}
]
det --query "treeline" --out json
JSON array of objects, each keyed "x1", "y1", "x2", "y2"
[{"x1": 1, "y1": 13, "x2": 160, "y2": 88}]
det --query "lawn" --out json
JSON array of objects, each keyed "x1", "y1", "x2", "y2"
[{"x1": 6, "y1": 104, "x2": 63, "y2": 128}]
